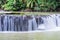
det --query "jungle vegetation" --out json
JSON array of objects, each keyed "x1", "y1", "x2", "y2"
[{"x1": 0, "y1": 0, "x2": 60, "y2": 12}]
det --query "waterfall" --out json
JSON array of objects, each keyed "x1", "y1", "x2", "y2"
[
  {"x1": 56, "y1": 14, "x2": 60, "y2": 27},
  {"x1": 7, "y1": 16, "x2": 11, "y2": 31},
  {"x1": 37, "y1": 16, "x2": 45, "y2": 30},
  {"x1": 42, "y1": 14, "x2": 56, "y2": 29},
  {"x1": 10, "y1": 16, "x2": 15, "y2": 31},
  {"x1": 14, "y1": 16, "x2": 23, "y2": 31},
  {"x1": 28, "y1": 19, "x2": 33, "y2": 31},
  {"x1": 3, "y1": 15, "x2": 8, "y2": 31},
  {"x1": 28, "y1": 16, "x2": 37, "y2": 31},
  {"x1": 23, "y1": 16, "x2": 28, "y2": 31},
  {"x1": 0, "y1": 14, "x2": 60, "y2": 31},
  {"x1": 0, "y1": 16, "x2": 2, "y2": 31},
  {"x1": 32, "y1": 16, "x2": 37, "y2": 30}
]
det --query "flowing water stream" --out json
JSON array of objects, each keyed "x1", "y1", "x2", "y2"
[{"x1": 0, "y1": 14, "x2": 60, "y2": 31}]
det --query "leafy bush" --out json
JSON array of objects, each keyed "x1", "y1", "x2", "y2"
[
  {"x1": 25, "y1": 0, "x2": 58, "y2": 11},
  {"x1": 2, "y1": 0, "x2": 26, "y2": 11},
  {"x1": 34, "y1": 0, "x2": 58, "y2": 11},
  {"x1": 0, "y1": 0, "x2": 6, "y2": 8},
  {"x1": 0, "y1": 0, "x2": 59, "y2": 11}
]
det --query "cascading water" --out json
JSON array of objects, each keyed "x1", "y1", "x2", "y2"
[
  {"x1": 0, "y1": 14, "x2": 60, "y2": 31},
  {"x1": 0, "y1": 16, "x2": 2, "y2": 31},
  {"x1": 32, "y1": 16, "x2": 37, "y2": 30},
  {"x1": 28, "y1": 19, "x2": 33, "y2": 31},
  {"x1": 3, "y1": 15, "x2": 8, "y2": 31},
  {"x1": 56, "y1": 14, "x2": 60, "y2": 27},
  {"x1": 42, "y1": 14, "x2": 57, "y2": 29}
]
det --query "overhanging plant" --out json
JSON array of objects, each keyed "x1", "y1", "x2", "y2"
[{"x1": 26, "y1": 0, "x2": 38, "y2": 11}]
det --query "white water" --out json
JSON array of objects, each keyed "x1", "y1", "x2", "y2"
[{"x1": 37, "y1": 14, "x2": 60, "y2": 30}]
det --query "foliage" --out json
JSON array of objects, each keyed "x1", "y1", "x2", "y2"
[
  {"x1": 34, "y1": 0, "x2": 58, "y2": 11},
  {"x1": 26, "y1": 0, "x2": 36, "y2": 9},
  {"x1": 2, "y1": 0, "x2": 26, "y2": 11},
  {"x1": 0, "y1": 0, "x2": 60, "y2": 11},
  {"x1": 25, "y1": 0, "x2": 58, "y2": 11},
  {"x1": 0, "y1": 0, "x2": 5, "y2": 8}
]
